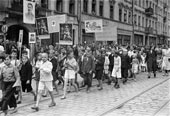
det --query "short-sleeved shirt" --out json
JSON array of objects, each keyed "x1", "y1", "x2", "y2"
[
  {"x1": 1, "y1": 64, "x2": 20, "y2": 82},
  {"x1": 39, "y1": 61, "x2": 53, "y2": 82}
]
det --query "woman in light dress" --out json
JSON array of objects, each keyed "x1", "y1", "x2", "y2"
[
  {"x1": 131, "y1": 55, "x2": 139, "y2": 80},
  {"x1": 111, "y1": 52, "x2": 121, "y2": 89},
  {"x1": 162, "y1": 46, "x2": 170, "y2": 76},
  {"x1": 104, "y1": 52, "x2": 111, "y2": 85},
  {"x1": 61, "y1": 51, "x2": 78, "y2": 99},
  {"x1": 141, "y1": 53, "x2": 147, "y2": 72}
]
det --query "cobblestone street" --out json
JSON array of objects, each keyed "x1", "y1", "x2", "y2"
[
  {"x1": 104, "y1": 76, "x2": 170, "y2": 116},
  {"x1": 7, "y1": 72, "x2": 169, "y2": 116}
]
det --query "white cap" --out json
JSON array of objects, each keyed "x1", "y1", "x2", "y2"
[{"x1": 0, "y1": 45, "x2": 4, "y2": 52}]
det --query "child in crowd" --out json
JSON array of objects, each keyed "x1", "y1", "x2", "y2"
[
  {"x1": 131, "y1": 55, "x2": 139, "y2": 80},
  {"x1": 141, "y1": 53, "x2": 147, "y2": 72}
]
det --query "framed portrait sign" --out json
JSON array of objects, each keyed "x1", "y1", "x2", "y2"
[
  {"x1": 59, "y1": 23, "x2": 73, "y2": 45},
  {"x1": 23, "y1": 0, "x2": 35, "y2": 24},
  {"x1": 29, "y1": 32, "x2": 36, "y2": 44}
]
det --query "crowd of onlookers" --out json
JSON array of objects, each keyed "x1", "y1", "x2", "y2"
[{"x1": 0, "y1": 41, "x2": 170, "y2": 115}]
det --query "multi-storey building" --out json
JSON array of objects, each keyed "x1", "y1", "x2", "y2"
[{"x1": 0, "y1": 0, "x2": 169, "y2": 46}]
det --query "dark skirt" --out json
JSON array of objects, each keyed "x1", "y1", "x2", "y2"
[
  {"x1": 147, "y1": 61, "x2": 157, "y2": 72},
  {"x1": 52, "y1": 71, "x2": 58, "y2": 82},
  {"x1": 21, "y1": 80, "x2": 33, "y2": 92},
  {"x1": 34, "y1": 70, "x2": 40, "y2": 81}
]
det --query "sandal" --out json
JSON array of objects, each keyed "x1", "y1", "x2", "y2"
[{"x1": 31, "y1": 106, "x2": 39, "y2": 111}]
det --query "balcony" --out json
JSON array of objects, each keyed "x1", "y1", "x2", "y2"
[
  {"x1": 145, "y1": 27, "x2": 154, "y2": 34},
  {"x1": 10, "y1": 2, "x2": 23, "y2": 12},
  {"x1": 134, "y1": 26, "x2": 145, "y2": 32},
  {"x1": 145, "y1": 7, "x2": 154, "y2": 16},
  {"x1": 41, "y1": 3, "x2": 48, "y2": 9}
]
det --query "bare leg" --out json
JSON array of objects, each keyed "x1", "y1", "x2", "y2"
[
  {"x1": 42, "y1": 87, "x2": 47, "y2": 97},
  {"x1": 148, "y1": 72, "x2": 151, "y2": 78},
  {"x1": 30, "y1": 90, "x2": 36, "y2": 101},
  {"x1": 61, "y1": 78, "x2": 68, "y2": 99},
  {"x1": 35, "y1": 90, "x2": 42, "y2": 107},
  {"x1": 71, "y1": 79, "x2": 78, "y2": 92},
  {"x1": 48, "y1": 91, "x2": 56, "y2": 107},
  {"x1": 98, "y1": 80, "x2": 103, "y2": 90},
  {"x1": 31, "y1": 90, "x2": 42, "y2": 111},
  {"x1": 35, "y1": 81, "x2": 39, "y2": 95},
  {"x1": 53, "y1": 81, "x2": 59, "y2": 94},
  {"x1": 17, "y1": 90, "x2": 22, "y2": 104}
]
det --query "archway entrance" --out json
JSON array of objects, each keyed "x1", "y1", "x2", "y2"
[{"x1": 6, "y1": 25, "x2": 29, "y2": 45}]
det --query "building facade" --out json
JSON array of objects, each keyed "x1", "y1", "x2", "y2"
[{"x1": 0, "y1": 0, "x2": 170, "y2": 46}]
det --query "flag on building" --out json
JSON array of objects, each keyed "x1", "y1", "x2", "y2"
[{"x1": 47, "y1": 15, "x2": 66, "y2": 33}]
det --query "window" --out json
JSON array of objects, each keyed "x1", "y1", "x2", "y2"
[
  {"x1": 142, "y1": 17, "x2": 144, "y2": 27},
  {"x1": 83, "y1": 0, "x2": 88, "y2": 13},
  {"x1": 152, "y1": 21, "x2": 154, "y2": 28},
  {"x1": 134, "y1": 0, "x2": 137, "y2": 5},
  {"x1": 92, "y1": 0, "x2": 96, "y2": 14},
  {"x1": 119, "y1": 8, "x2": 122, "y2": 22},
  {"x1": 128, "y1": 11, "x2": 132, "y2": 24},
  {"x1": 124, "y1": 9, "x2": 127, "y2": 22},
  {"x1": 134, "y1": 14, "x2": 137, "y2": 25},
  {"x1": 99, "y1": 1, "x2": 103, "y2": 16},
  {"x1": 69, "y1": 0, "x2": 75, "y2": 14},
  {"x1": 139, "y1": 0, "x2": 141, "y2": 7},
  {"x1": 146, "y1": 0, "x2": 148, "y2": 8},
  {"x1": 143, "y1": 0, "x2": 145, "y2": 8},
  {"x1": 150, "y1": 1, "x2": 152, "y2": 7},
  {"x1": 149, "y1": 20, "x2": 151, "y2": 27},
  {"x1": 155, "y1": 22, "x2": 157, "y2": 29},
  {"x1": 13, "y1": 0, "x2": 23, "y2": 4},
  {"x1": 41, "y1": 0, "x2": 48, "y2": 8},
  {"x1": 56, "y1": 0, "x2": 63, "y2": 12},
  {"x1": 138, "y1": 16, "x2": 141, "y2": 26},
  {"x1": 110, "y1": 5, "x2": 114, "y2": 19},
  {"x1": 146, "y1": 18, "x2": 148, "y2": 27}
]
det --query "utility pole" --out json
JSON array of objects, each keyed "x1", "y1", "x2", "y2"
[
  {"x1": 77, "y1": 0, "x2": 82, "y2": 44},
  {"x1": 131, "y1": 0, "x2": 135, "y2": 45}
]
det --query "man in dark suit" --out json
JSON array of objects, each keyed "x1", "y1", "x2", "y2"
[
  {"x1": 108, "y1": 49, "x2": 115, "y2": 83},
  {"x1": 120, "y1": 49, "x2": 131, "y2": 84},
  {"x1": 81, "y1": 49, "x2": 95, "y2": 93},
  {"x1": 146, "y1": 46, "x2": 157, "y2": 78}
]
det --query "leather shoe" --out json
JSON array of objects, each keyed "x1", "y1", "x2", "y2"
[{"x1": 31, "y1": 106, "x2": 39, "y2": 111}]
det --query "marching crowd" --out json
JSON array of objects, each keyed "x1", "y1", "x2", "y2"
[{"x1": 0, "y1": 43, "x2": 170, "y2": 116}]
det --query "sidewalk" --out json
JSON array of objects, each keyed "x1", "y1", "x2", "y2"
[{"x1": 8, "y1": 72, "x2": 169, "y2": 116}]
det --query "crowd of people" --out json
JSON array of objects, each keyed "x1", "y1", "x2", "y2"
[{"x1": 0, "y1": 42, "x2": 170, "y2": 116}]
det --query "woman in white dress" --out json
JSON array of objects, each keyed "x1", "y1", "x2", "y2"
[
  {"x1": 61, "y1": 51, "x2": 78, "y2": 99},
  {"x1": 141, "y1": 53, "x2": 147, "y2": 72},
  {"x1": 112, "y1": 52, "x2": 121, "y2": 89},
  {"x1": 104, "y1": 53, "x2": 111, "y2": 84},
  {"x1": 162, "y1": 46, "x2": 170, "y2": 76}
]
